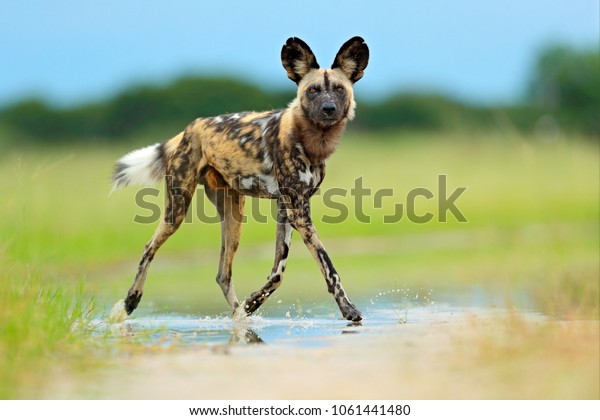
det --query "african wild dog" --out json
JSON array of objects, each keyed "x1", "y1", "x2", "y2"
[{"x1": 112, "y1": 37, "x2": 369, "y2": 321}]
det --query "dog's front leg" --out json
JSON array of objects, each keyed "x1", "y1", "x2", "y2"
[
  {"x1": 284, "y1": 196, "x2": 362, "y2": 322},
  {"x1": 240, "y1": 200, "x2": 293, "y2": 316}
]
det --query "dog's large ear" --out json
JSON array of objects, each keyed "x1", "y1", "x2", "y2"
[
  {"x1": 281, "y1": 37, "x2": 320, "y2": 84},
  {"x1": 331, "y1": 36, "x2": 369, "y2": 83}
]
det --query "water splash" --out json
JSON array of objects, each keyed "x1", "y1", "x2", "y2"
[
  {"x1": 369, "y1": 287, "x2": 435, "y2": 323},
  {"x1": 107, "y1": 298, "x2": 128, "y2": 323},
  {"x1": 90, "y1": 287, "x2": 533, "y2": 351}
]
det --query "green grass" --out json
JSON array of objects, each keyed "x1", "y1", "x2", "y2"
[
  {"x1": 0, "y1": 131, "x2": 598, "y2": 396},
  {"x1": 2, "y1": 133, "x2": 597, "y2": 259},
  {"x1": 0, "y1": 267, "x2": 95, "y2": 398}
]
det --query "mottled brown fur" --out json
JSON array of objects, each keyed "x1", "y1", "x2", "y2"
[{"x1": 113, "y1": 37, "x2": 369, "y2": 321}]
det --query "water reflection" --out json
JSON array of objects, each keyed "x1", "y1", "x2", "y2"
[
  {"x1": 229, "y1": 324, "x2": 265, "y2": 345},
  {"x1": 98, "y1": 302, "x2": 452, "y2": 348},
  {"x1": 97, "y1": 290, "x2": 545, "y2": 349}
]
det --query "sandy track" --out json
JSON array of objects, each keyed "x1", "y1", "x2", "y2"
[{"x1": 48, "y1": 313, "x2": 599, "y2": 400}]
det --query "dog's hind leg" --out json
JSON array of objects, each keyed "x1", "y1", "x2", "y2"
[
  {"x1": 204, "y1": 170, "x2": 245, "y2": 311},
  {"x1": 123, "y1": 136, "x2": 200, "y2": 315},
  {"x1": 241, "y1": 200, "x2": 293, "y2": 315}
]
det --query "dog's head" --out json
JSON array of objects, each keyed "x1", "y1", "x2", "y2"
[{"x1": 282, "y1": 37, "x2": 369, "y2": 127}]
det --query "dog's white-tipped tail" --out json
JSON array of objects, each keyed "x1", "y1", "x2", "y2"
[{"x1": 111, "y1": 143, "x2": 165, "y2": 192}]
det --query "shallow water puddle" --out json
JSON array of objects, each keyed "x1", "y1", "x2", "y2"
[{"x1": 96, "y1": 300, "x2": 544, "y2": 348}]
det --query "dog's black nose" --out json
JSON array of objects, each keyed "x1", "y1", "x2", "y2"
[{"x1": 322, "y1": 103, "x2": 336, "y2": 116}]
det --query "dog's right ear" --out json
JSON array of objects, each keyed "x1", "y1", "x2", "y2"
[{"x1": 281, "y1": 37, "x2": 320, "y2": 84}]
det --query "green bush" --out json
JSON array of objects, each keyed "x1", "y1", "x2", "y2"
[{"x1": 0, "y1": 43, "x2": 597, "y2": 145}]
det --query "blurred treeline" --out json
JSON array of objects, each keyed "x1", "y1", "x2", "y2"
[{"x1": 0, "y1": 44, "x2": 597, "y2": 146}]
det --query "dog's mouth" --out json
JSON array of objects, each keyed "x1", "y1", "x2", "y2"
[{"x1": 315, "y1": 116, "x2": 341, "y2": 127}]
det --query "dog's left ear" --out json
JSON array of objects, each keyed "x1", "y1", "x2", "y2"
[
  {"x1": 281, "y1": 37, "x2": 320, "y2": 84},
  {"x1": 331, "y1": 36, "x2": 369, "y2": 83}
]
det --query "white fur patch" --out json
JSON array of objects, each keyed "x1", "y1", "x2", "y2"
[
  {"x1": 274, "y1": 258, "x2": 287, "y2": 276},
  {"x1": 259, "y1": 174, "x2": 279, "y2": 194},
  {"x1": 240, "y1": 177, "x2": 254, "y2": 189},
  {"x1": 263, "y1": 152, "x2": 273, "y2": 172},
  {"x1": 112, "y1": 143, "x2": 164, "y2": 191},
  {"x1": 347, "y1": 98, "x2": 357, "y2": 121},
  {"x1": 298, "y1": 167, "x2": 313, "y2": 185}
]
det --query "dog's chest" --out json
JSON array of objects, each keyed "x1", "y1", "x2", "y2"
[
  {"x1": 278, "y1": 148, "x2": 325, "y2": 197},
  {"x1": 294, "y1": 164, "x2": 323, "y2": 192}
]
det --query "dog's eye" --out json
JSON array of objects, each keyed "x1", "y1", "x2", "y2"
[
  {"x1": 307, "y1": 87, "x2": 319, "y2": 94},
  {"x1": 335, "y1": 86, "x2": 345, "y2": 94}
]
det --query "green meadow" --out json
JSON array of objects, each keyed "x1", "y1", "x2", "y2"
[{"x1": 1, "y1": 131, "x2": 598, "y2": 398}]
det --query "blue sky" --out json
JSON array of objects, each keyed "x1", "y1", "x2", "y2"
[{"x1": 1, "y1": 1, "x2": 598, "y2": 106}]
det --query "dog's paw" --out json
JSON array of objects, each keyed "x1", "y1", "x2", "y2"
[
  {"x1": 124, "y1": 290, "x2": 142, "y2": 315},
  {"x1": 341, "y1": 304, "x2": 363, "y2": 322},
  {"x1": 108, "y1": 299, "x2": 128, "y2": 323}
]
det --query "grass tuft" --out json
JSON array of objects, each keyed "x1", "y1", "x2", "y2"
[{"x1": 0, "y1": 266, "x2": 96, "y2": 398}]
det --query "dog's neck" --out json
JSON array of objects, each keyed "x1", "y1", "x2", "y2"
[{"x1": 284, "y1": 103, "x2": 348, "y2": 165}]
